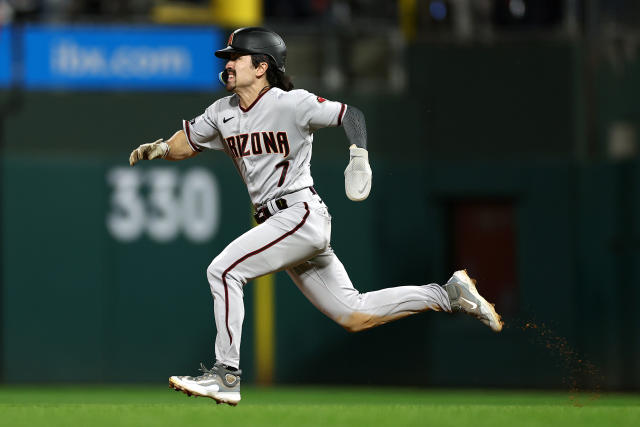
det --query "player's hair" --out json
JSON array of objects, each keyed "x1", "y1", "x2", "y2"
[{"x1": 251, "y1": 54, "x2": 294, "y2": 92}]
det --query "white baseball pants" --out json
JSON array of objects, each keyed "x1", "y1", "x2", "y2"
[{"x1": 206, "y1": 191, "x2": 451, "y2": 369}]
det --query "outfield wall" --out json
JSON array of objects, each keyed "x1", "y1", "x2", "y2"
[{"x1": 1, "y1": 41, "x2": 639, "y2": 389}]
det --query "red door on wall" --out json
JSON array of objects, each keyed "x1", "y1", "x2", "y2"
[{"x1": 449, "y1": 200, "x2": 518, "y2": 316}]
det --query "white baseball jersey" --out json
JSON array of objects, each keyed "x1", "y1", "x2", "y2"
[{"x1": 182, "y1": 88, "x2": 346, "y2": 207}]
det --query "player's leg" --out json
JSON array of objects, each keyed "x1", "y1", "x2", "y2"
[
  {"x1": 288, "y1": 248, "x2": 503, "y2": 332},
  {"x1": 287, "y1": 248, "x2": 451, "y2": 332},
  {"x1": 207, "y1": 201, "x2": 328, "y2": 368},
  {"x1": 170, "y1": 202, "x2": 326, "y2": 404}
]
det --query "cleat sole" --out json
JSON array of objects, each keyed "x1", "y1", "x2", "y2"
[{"x1": 169, "y1": 377, "x2": 240, "y2": 406}]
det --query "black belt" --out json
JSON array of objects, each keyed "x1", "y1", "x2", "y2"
[{"x1": 254, "y1": 186, "x2": 317, "y2": 224}]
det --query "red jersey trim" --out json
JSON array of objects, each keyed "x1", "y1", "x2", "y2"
[
  {"x1": 337, "y1": 103, "x2": 346, "y2": 126},
  {"x1": 183, "y1": 120, "x2": 203, "y2": 152},
  {"x1": 239, "y1": 87, "x2": 272, "y2": 112}
]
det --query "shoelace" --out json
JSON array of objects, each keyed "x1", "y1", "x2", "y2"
[{"x1": 196, "y1": 362, "x2": 218, "y2": 379}]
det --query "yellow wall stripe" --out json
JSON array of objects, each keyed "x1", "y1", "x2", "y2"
[
  {"x1": 398, "y1": 0, "x2": 417, "y2": 41},
  {"x1": 252, "y1": 214, "x2": 275, "y2": 385},
  {"x1": 254, "y1": 273, "x2": 275, "y2": 385}
]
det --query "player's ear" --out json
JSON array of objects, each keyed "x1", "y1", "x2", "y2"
[{"x1": 255, "y1": 61, "x2": 268, "y2": 78}]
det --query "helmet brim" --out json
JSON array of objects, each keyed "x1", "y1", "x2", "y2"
[
  {"x1": 215, "y1": 46, "x2": 251, "y2": 60},
  {"x1": 215, "y1": 45, "x2": 286, "y2": 73}
]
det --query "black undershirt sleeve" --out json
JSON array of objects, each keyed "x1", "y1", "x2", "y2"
[{"x1": 341, "y1": 105, "x2": 367, "y2": 149}]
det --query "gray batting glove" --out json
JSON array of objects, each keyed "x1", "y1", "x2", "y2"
[
  {"x1": 344, "y1": 145, "x2": 372, "y2": 201},
  {"x1": 129, "y1": 138, "x2": 170, "y2": 166}
]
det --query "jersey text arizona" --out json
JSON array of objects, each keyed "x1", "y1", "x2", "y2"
[{"x1": 225, "y1": 131, "x2": 290, "y2": 158}]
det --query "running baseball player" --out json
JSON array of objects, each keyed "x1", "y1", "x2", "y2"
[{"x1": 129, "y1": 27, "x2": 502, "y2": 406}]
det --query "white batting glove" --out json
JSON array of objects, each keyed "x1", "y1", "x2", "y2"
[
  {"x1": 344, "y1": 145, "x2": 372, "y2": 201},
  {"x1": 129, "y1": 138, "x2": 170, "y2": 166}
]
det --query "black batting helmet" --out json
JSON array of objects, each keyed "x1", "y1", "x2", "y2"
[{"x1": 215, "y1": 27, "x2": 287, "y2": 72}]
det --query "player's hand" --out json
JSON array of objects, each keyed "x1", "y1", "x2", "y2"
[
  {"x1": 129, "y1": 139, "x2": 170, "y2": 166},
  {"x1": 344, "y1": 145, "x2": 372, "y2": 201}
]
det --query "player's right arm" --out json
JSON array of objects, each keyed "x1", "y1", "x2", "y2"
[
  {"x1": 129, "y1": 101, "x2": 225, "y2": 166},
  {"x1": 164, "y1": 130, "x2": 199, "y2": 161},
  {"x1": 129, "y1": 130, "x2": 198, "y2": 166}
]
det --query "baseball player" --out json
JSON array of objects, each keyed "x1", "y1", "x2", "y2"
[{"x1": 129, "y1": 27, "x2": 502, "y2": 406}]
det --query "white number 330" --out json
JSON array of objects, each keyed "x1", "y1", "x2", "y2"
[{"x1": 106, "y1": 167, "x2": 220, "y2": 243}]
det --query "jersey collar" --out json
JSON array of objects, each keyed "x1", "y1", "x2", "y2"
[{"x1": 239, "y1": 87, "x2": 272, "y2": 113}]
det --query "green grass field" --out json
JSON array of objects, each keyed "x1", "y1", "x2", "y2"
[{"x1": 0, "y1": 385, "x2": 638, "y2": 427}]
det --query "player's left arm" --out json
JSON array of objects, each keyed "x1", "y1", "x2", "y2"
[
  {"x1": 298, "y1": 93, "x2": 372, "y2": 201},
  {"x1": 341, "y1": 105, "x2": 372, "y2": 202}
]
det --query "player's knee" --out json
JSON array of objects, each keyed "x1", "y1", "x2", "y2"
[
  {"x1": 338, "y1": 319, "x2": 367, "y2": 333},
  {"x1": 310, "y1": 232, "x2": 327, "y2": 252},
  {"x1": 335, "y1": 309, "x2": 370, "y2": 333},
  {"x1": 311, "y1": 229, "x2": 330, "y2": 252},
  {"x1": 206, "y1": 258, "x2": 224, "y2": 283},
  {"x1": 206, "y1": 262, "x2": 221, "y2": 296},
  {"x1": 207, "y1": 257, "x2": 235, "y2": 295},
  {"x1": 223, "y1": 269, "x2": 247, "y2": 287},
  {"x1": 207, "y1": 258, "x2": 247, "y2": 288}
]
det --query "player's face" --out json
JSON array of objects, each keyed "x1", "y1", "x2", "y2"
[{"x1": 224, "y1": 54, "x2": 254, "y2": 92}]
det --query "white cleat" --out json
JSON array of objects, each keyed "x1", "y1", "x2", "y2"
[
  {"x1": 443, "y1": 270, "x2": 504, "y2": 332},
  {"x1": 169, "y1": 362, "x2": 241, "y2": 406}
]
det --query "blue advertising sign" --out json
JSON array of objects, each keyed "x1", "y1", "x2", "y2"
[
  {"x1": 0, "y1": 26, "x2": 11, "y2": 87},
  {"x1": 23, "y1": 25, "x2": 225, "y2": 90}
]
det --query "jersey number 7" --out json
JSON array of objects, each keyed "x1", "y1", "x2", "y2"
[{"x1": 275, "y1": 160, "x2": 289, "y2": 187}]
